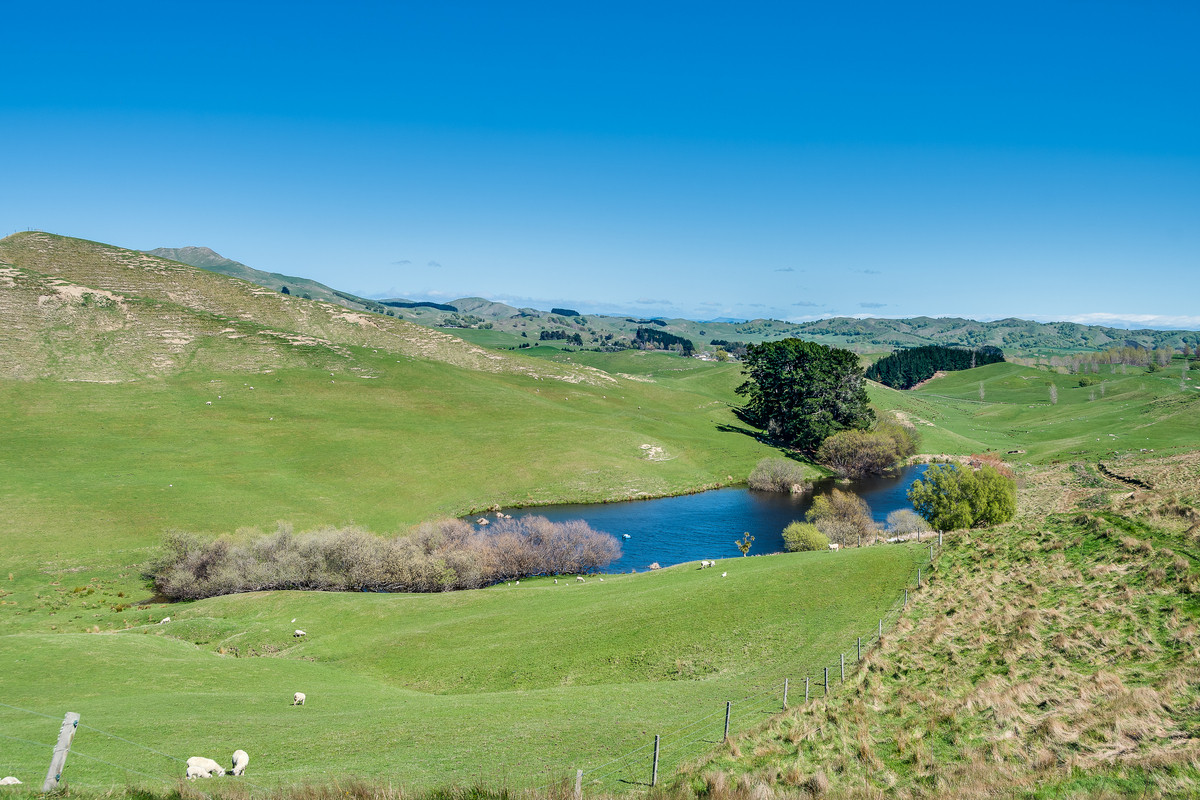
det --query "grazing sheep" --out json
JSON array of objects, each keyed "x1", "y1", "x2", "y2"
[
  {"x1": 293, "y1": 692, "x2": 306, "y2": 706},
  {"x1": 576, "y1": 576, "x2": 585, "y2": 582},
  {"x1": 0, "y1": 777, "x2": 22, "y2": 786},
  {"x1": 231, "y1": 750, "x2": 249, "y2": 776},
  {"x1": 721, "y1": 572, "x2": 727, "y2": 578},
  {"x1": 294, "y1": 629, "x2": 306, "y2": 637},
  {"x1": 598, "y1": 577, "x2": 604, "y2": 582},
  {"x1": 829, "y1": 543, "x2": 840, "y2": 551},
  {"x1": 159, "y1": 617, "x2": 170, "y2": 624},
  {"x1": 185, "y1": 757, "x2": 225, "y2": 779},
  {"x1": 554, "y1": 579, "x2": 558, "y2": 584}
]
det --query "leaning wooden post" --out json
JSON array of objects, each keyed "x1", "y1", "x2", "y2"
[
  {"x1": 805, "y1": 676, "x2": 809, "y2": 703},
  {"x1": 904, "y1": 588, "x2": 908, "y2": 606},
  {"x1": 574, "y1": 770, "x2": 583, "y2": 800},
  {"x1": 651, "y1": 735, "x2": 660, "y2": 786},
  {"x1": 783, "y1": 678, "x2": 789, "y2": 710},
  {"x1": 857, "y1": 636, "x2": 862, "y2": 662},
  {"x1": 723, "y1": 701, "x2": 731, "y2": 740},
  {"x1": 43, "y1": 712, "x2": 80, "y2": 792},
  {"x1": 824, "y1": 667, "x2": 828, "y2": 696}
]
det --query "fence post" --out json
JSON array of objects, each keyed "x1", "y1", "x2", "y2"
[
  {"x1": 939, "y1": 531, "x2": 943, "y2": 547},
  {"x1": 930, "y1": 544, "x2": 934, "y2": 561},
  {"x1": 840, "y1": 652, "x2": 844, "y2": 682},
  {"x1": 783, "y1": 678, "x2": 789, "y2": 710},
  {"x1": 918, "y1": 567, "x2": 922, "y2": 587},
  {"x1": 805, "y1": 676, "x2": 809, "y2": 703},
  {"x1": 652, "y1": 735, "x2": 660, "y2": 786},
  {"x1": 879, "y1": 618, "x2": 882, "y2": 639},
  {"x1": 43, "y1": 712, "x2": 80, "y2": 792},
  {"x1": 857, "y1": 636, "x2": 862, "y2": 662},
  {"x1": 724, "y1": 701, "x2": 731, "y2": 740},
  {"x1": 824, "y1": 667, "x2": 828, "y2": 696},
  {"x1": 575, "y1": 770, "x2": 583, "y2": 800},
  {"x1": 904, "y1": 588, "x2": 908, "y2": 606}
]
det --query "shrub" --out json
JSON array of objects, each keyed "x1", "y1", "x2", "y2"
[
  {"x1": 885, "y1": 509, "x2": 932, "y2": 537},
  {"x1": 816, "y1": 420, "x2": 919, "y2": 479},
  {"x1": 747, "y1": 458, "x2": 811, "y2": 493},
  {"x1": 907, "y1": 464, "x2": 1017, "y2": 531},
  {"x1": 782, "y1": 522, "x2": 829, "y2": 552},
  {"x1": 148, "y1": 517, "x2": 621, "y2": 600},
  {"x1": 806, "y1": 489, "x2": 876, "y2": 546}
]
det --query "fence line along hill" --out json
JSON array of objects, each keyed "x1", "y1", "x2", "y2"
[{"x1": 0, "y1": 231, "x2": 611, "y2": 385}]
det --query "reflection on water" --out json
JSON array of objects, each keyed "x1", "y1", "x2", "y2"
[{"x1": 498, "y1": 465, "x2": 928, "y2": 572}]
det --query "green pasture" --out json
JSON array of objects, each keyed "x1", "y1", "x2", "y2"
[
  {"x1": 870, "y1": 360, "x2": 1200, "y2": 461},
  {"x1": 0, "y1": 545, "x2": 922, "y2": 792}
]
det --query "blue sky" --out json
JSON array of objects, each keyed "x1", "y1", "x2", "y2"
[{"x1": 3, "y1": 1, "x2": 1197, "y2": 327}]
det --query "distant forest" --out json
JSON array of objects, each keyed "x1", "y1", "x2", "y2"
[
  {"x1": 866, "y1": 345, "x2": 1005, "y2": 389},
  {"x1": 635, "y1": 327, "x2": 694, "y2": 355}
]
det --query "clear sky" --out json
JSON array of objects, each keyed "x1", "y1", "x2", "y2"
[{"x1": 3, "y1": 1, "x2": 1197, "y2": 327}]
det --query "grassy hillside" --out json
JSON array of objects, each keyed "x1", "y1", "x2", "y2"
[
  {"x1": 682, "y1": 455, "x2": 1200, "y2": 798},
  {"x1": 0, "y1": 545, "x2": 923, "y2": 792},
  {"x1": 870, "y1": 360, "x2": 1200, "y2": 462}
]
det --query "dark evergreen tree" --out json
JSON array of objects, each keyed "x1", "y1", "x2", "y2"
[
  {"x1": 865, "y1": 345, "x2": 1005, "y2": 389},
  {"x1": 736, "y1": 339, "x2": 873, "y2": 451}
]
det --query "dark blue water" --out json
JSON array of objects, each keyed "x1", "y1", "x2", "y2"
[{"x1": 493, "y1": 465, "x2": 927, "y2": 572}]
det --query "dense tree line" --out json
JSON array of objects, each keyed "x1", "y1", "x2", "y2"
[
  {"x1": 634, "y1": 327, "x2": 694, "y2": 355},
  {"x1": 865, "y1": 345, "x2": 1005, "y2": 389},
  {"x1": 736, "y1": 338, "x2": 873, "y2": 451},
  {"x1": 540, "y1": 330, "x2": 584, "y2": 345},
  {"x1": 149, "y1": 517, "x2": 621, "y2": 599}
]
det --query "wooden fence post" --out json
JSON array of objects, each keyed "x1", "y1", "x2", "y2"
[
  {"x1": 840, "y1": 652, "x2": 844, "y2": 682},
  {"x1": 652, "y1": 735, "x2": 660, "y2": 786},
  {"x1": 724, "y1": 701, "x2": 731, "y2": 740},
  {"x1": 918, "y1": 567, "x2": 922, "y2": 587},
  {"x1": 783, "y1": 678, "x2": 789, "y2": 710},
  {"x1": 879, "y1": 618, "x2": 882, "y2": 639},
  {"x1": 805, "y1": 676, "x2": 809, "y2": 703},
  {"x1": 43, "y1": 712, "x2": 80, "y2": 792},
  {"x1": 824, "y1": 667, "x2": 828, "y2": 696},
  {"x1": 574, "y1": 769, "x2": 583, "y2": 800},
  {"x1": 904, "y1": 588, "x2": 908, "y2": 606},
  {"x1": 930, "y1": 544, "x2": 934, "y2": 561},
  {"x1": 857, "y1": 636, "x2": 862, "y2": 662}
]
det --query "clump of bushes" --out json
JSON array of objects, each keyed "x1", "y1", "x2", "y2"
[
  {"x1": 806, "y1": 489, "x2": 876, "y2": 546},
  {"x1": 782, "y1": 522, "x2": 829, "y2": 552},
  {"x1": 884, "y1": 509, "x2": 932, "y2": 538},
  {"x1": 748, "y1": 458, "x2": 812, "y2": 494},
  {"x1": 816, "y1": 420, "x2": 919, "y2": 479},
  {"x1": 907, "y1": 464, "x2": 1017, "y2": 531},
  {"x1": 148, "y1": 517, "x2": 620, "y2": 600}
]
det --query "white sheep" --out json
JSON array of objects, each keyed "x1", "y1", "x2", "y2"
[
  {"x1": 598, "y1": 577, "x2": 604, "y2": 582},
  {"x1": 294, "y1": 629, "x2": 306, "y2": 637},
  {"x1": 722, "y1": 571, "x2": 727, "y2": 577},
  {"x1": 576, "y1": 576, "x2": 585, "y2": 582},
  {"x1": 185, "y1": 757, "x2": 225, "y2": 779},
  {"x1": 293, "y1": 692, "x2": 306, "y2": 706},
  {"x1": 0, "y1": 777, "x2": 22, "y2": 786},
  {"x1": 231, "y1": 749, "x2": 249, "y2": 776},
  {"x1": 159, "y1": 617, "x2": 170, "y2": 624},
  {"x1": 829, "y1": 543, "x2": 840, "y2": 551}
]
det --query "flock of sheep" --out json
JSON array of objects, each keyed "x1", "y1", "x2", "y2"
[{"x1": 185, "y1": 690, "x2": 306, "y2": 780}]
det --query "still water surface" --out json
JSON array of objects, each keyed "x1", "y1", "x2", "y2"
[{"x1": 501, "y1": 465, "x2": 928, "y2": 572}]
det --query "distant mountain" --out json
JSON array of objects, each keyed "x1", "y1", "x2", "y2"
[
  {"x1": 141, "y1": 244, "x2": 1200, "y2": 356},
  {"x1": 144, "y1": 246, "x2": 387, "y2": 314},
  {"x1": 0, "y1": 232, "x2": 605, "y2": 385}
]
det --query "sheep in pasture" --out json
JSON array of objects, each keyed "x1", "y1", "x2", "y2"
[
  {"x1": 829, "y1": 543, "x2": 840, "y2": 551},
  {"x1": 0, "y1": 777, "x2": 22, "y2": 785},
  {"x1": 554, "y1": 579, "x2": 558, "y2": 584},
  {"x1": 598, "y1": 577, "x2": 604, "y2": 582},
  {"x1": 293, "y1": 692, "x2": 306, "y2": 706},
  {"x1": 231, "y1": 750, "x2": 249, "y2": 776},
  {"x1": 159, "y1": 617, "x2": 171, "y2": 624},
  {"x1": 721, "y1": 571, "x2": 727, "y2": 577},
  {"x1": 576, "y1": 576, "x2": 585, "y2": 582},
  {"x1": 185, "y1": 757, "x2": 225, "y2": 779},
  {"x1": 294, "y1": 629, "x2": 306, "y2": 637}
]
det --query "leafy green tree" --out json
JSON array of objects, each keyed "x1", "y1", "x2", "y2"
[
  {"x1": 781, "y1": 522, "x2": 829, "y2": 552},
  {"x1": 736, "y1": 339, "x2": 873, "y2": 451},
  {"x1": 908, "y1": 464, "x2": 1016, "y2": 531}
]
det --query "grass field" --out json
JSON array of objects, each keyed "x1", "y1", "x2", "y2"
[
  {"x1": 0, "y1": 544, "x2": 924, "y2": 792},
  {"x1": 870, "y1": 360, "x2": 1200, "y2": 462}
]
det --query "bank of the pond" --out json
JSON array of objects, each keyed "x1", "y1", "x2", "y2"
[{"x1": 490, "y1": 465, "x2": 927, "y2": 572}]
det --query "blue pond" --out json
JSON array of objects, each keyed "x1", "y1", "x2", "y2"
[{"x1": 499, "y1": 464, "x2": 928, "y2": 572}]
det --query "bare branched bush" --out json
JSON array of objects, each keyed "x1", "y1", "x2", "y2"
[
  {"x1": 149, "y1": 517, "x2": 620, "y2": 599},
  {"x1": 806, "y1": 489, "x2": 875, "y2": 546},
  {"x1": 885, "y1": 509, "x2": 932, "y2": 537},
  {"x1": 747, "y1": 458, "x2": 811, "y2": 493}
]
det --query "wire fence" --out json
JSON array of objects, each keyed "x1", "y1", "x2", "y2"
[{"x1": 0, "y1": 539, "x2": 939, "y2": 796}]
